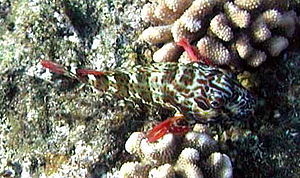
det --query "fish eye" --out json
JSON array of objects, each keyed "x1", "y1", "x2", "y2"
[{"x1": 210, "y1": 100, "x2": 221, "y2": 108}]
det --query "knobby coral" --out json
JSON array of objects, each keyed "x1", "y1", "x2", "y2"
[
  {"x1": 140, "y1": 0, "x2": 298, "y2": 67},
  {"x1": 112, "y1": 124, "x2": 232, "y2": 178}
]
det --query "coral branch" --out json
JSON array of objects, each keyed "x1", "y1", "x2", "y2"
[{"x1": 140, "y1": 0, "x2": 297, "y2": 67}]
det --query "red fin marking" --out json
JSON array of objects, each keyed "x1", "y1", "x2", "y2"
[
  {"x1": 168, "y1": 123, "x2": 189, "y2": 135},
  {"x1": 177, "y1": 38, "x2": 212, "y2": 65},
  {"x1": 147, "y1": 115, "x2": 190, "y2": 143},
  {"x1": 177, "y1": 38, "x2": 199, "y2": 62},
  {"x1": 41, "y1": 59, "x2": 66, "y2": 74},
  {"x1": 76, "y1": 69, "x2": 106, "y2": 76},
  {"x1": 147, "y1": 127, "x2": 168, "y2": 143},
  {"x1": 147, "y1": 119, "x2": 171, "y2": 143}
]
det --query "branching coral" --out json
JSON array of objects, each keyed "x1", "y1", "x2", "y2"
[
  {"x1": 125, "y1": 132, "x2": 177, "y2": 165},
  {"x1": 184, "y1": 131, "x2": 218, "y2": 157},
  {"x1": 202, "y1": 152, "x2": 233, "y2": 178},
  {"x1": 224, "y1": 1, "x2": 251, "y2": 28},
  {"x1": 153, "y1": 42, "x2": 183, "y2": 62},
  {"x1": 209, "y1": 13, "x2": 234, "y2": 42},
  {"x1": 148, "y1": 164, "x2": 176, "y2": 178},
  {"x1": 140, "y1": 0, "x2": 298, "y2": 67},
  {"x1": 174, "y1": 148, "x2": 204, "y2": 177},
  {"x1": 197, "y1": 36, "x2": 231, "y2": 65},
  {"x1": 118, "y1": 162, "x2": 150, "y2": 178},
  {"x1": 114, "y1": 124, "x2": 233, "y2": 178},
  {"x1": 234, "y1": 0, "x2": 261, "y2": 10}
]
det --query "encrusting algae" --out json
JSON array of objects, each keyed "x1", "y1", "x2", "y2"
[{"x1": 140, "y1": 0, "x2": 299, "y2": 67}]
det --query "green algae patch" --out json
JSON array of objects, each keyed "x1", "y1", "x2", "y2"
[{"x1": 44, "y1": 153, "x2": 70, "y2": 176}]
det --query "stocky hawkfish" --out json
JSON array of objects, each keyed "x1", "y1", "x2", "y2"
[{"x1": 41, "y1": 39, "x2": 255, "y2": 142}]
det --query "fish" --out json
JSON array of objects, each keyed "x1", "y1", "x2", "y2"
[{"x1": 41, "y1": 40, "x2": 255, "y2": 142}]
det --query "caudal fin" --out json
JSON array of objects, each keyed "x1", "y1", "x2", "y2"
[
  {"x1": 41, "y1": 59, "x2": 67, "y2": 74},
  {"x1": 41, "y1": 59, "x2": 107, "y2": 81}
]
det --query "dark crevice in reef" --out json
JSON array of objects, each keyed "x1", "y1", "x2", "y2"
[{"x1": 61, "y1": 0, "x2": 101, "y2": 48}]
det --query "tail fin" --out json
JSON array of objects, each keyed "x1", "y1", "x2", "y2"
[
  {"x1": 41, "y1": 59, "x2": 67, "y2": 74},
  {"x1": 41, "y1": 59, "x2": 106, "y2": 80},
  {"x1": 41, "y1": 59, "x2": 79, "y2": 80}
]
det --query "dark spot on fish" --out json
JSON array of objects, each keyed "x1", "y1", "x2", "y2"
[
  {"x1": 163, "y1": 85, "x2": 167, "y2": 92},
  {"x1": 197, "y1": 79, "x2": 207, "y2": 85},
  {"x1": 183, "y1": 88, "x2": 190, "y2": 94},
  {"x1": 194, "y1": 97, "x2": 209, "y2": 110},
  {"x1": 184, "y1": 78, "x2": 193, "y2": 86},
  {"x1": 205, "y1": 86, "x2": 209, "y2": 91},
  {"x1": 179, "y1": 105, "x2": 190, "y2": 113}
]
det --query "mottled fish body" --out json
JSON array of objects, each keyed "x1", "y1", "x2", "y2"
[{"x1": 42, "y1": 60, "x2": 255, "y2": 124}]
